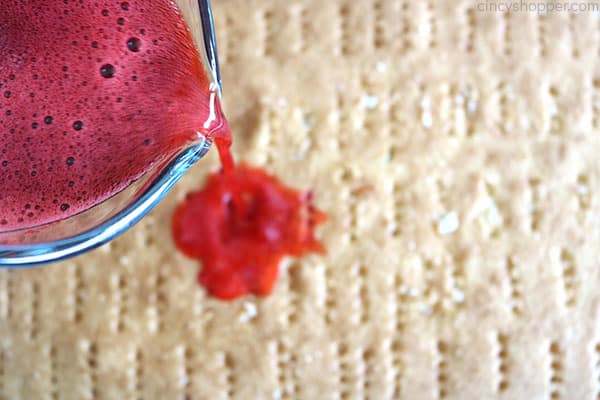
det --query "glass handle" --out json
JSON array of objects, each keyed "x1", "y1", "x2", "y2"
[{"x1": 197, "y1": 0, "x2": 222, "y2": 98}]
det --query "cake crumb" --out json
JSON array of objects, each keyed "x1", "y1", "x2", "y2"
[
  {"x1": 362, "y1": 94, "x2": 379, "y2": 110},
  {"x1": 240, "y1": 301, "x2": 258, "y2": 322},
  {"x1": 437, "y1": 211, "x2": 459, "y2": 235}
]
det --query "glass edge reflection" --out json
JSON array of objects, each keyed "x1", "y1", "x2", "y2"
[{"x1": 0, "y1": 140, "x2": 210, "y2": 268}]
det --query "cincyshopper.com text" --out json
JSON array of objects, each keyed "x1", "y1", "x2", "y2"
[{"x1": 477, "y1": 1, "x2": 600, "y2": 14}]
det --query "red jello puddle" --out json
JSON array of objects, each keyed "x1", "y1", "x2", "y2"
[{"x1": 172, "y1": 130, "x2": 327, "y2": 300}]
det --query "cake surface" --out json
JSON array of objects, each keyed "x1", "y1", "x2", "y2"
[{"x1": 1, "y1": 1, "x2": 600, "y2": 398}]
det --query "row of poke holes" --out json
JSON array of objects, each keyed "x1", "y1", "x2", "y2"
[
  {"x1": 548, "y1": 341, "x2": 564, "y2": 400},
  {"x1": 285, "y1": 263, "x2": 302, "y2": 325},
  {"x1": 120, "y1": 273, "x2": 128, "y2": 332},
  {"x1": 373, "y1": 0, "x2": 385, "y2": 49},
  {"x1": 299, "y1": 110, "x2": 317, "y2": 158},
  {"x1": 503, "y1": 11, "x2": 512, "y2": 56},
  {"x1": 427, "y1": 1, "x2": 437, "y2": 48},
  {"x1": 222, "y1": 8, "x2": 308, "y2": 59},
  {"x1": 74, "y1": 264, "x2": 84, "y2": 323},
  {"x1": 497, "y1": 81, "x2": 510, "y2": 133},
  {"x1": 438, "y1": 335, "x2": 515, "y2": 398},
  {"x1": 401, "y1": 2, "x2": 411, "y2": 51},
  {"x1": 392, "y1": 273, "x2": 406, "y2": 398},
  {"x1": 220, "y1": 14, "x2": 235, "y2": 64},
  {"x1": 506, "y1": 256, "x2": 524, "y2": 316},
  {"x1": 345, "y1": 1, "x2": 600, "y2": 55},
  {"x1": 338, "y1": 167, "x2": 359, "y2": 243},
  {"x1": 131, "y1": 347, "x2": 143, "y2": 400},
  {"x1": 179, "y1": 346, "x2": 194, "y2": 400},
  {"x1": 265, "y1": 110, "x2": 279, "y2": 166},
  {"x1": 538, "y1": 14, "x2": 547, "y2": 57},
  {"x1": 346, "y1": 346, "x2": 373, "y2": 399},
  {"x1": 259, "y1": 10, "x2": 275, "y2": 57},
  {"x1": 437, "y1": 341, "x2": 449, "y2": 399},
  {"x1": 276, "y1": 341, "x2": 298, "y2": 399},
  {"x1": 595, "y1": 342, "x2": 600, "y2": 400},
  {"x1": 222, "y1": 5, "x2": 589, "y2": 59},
  {"x1": 426, "y1": 257, "x2": 467, "y2": 313},
  {"x1": 59, "y1": 344, "x2": 241, "y2": 400},
  {"x1": 503, "y1": 12, "x2": 583, "y2": 59},
  {"x1": 433, "y1": 169, "x2": 447, "y2": 209},
  {"x1": 437, "y1": 333, "x2": 510, "y2": 400},
  {"x1": 112, "y1": 272, "x2": 127, "y2": 333},
  {"x1": 423, "y1": 259, "x2": 438, "y2": 309},
  {"x1": 450, "y1": 254, "x2": 466, "y2": 308},
  {"x1": 496, "y1": 333, "x2": 510, "y2": 392},
  {"x1": 334, "y1": 89, "x2": 349, "y2": 153},
  {"x1": 49, "y1": 343, "x2": 59, "y2": 400},
  {"x1": 28, "y1": 281, "x2": 40, "y2": 340},
  {"x1": 2, "y1": 271, "x2": 12, "y2": 320},
  {"x1": 338, "y1": 4, "x2": 351, "y2": 56},
  {"x1": 133, "y1": 348, "x2": 235, "y2": 400},
  {"x1": 0, "y1": 272, "x2": 5, "y2": 319},
  {"x1": 547, "y1": 85, "x2": 562, "y2": 135},
  {"x1": 576, "y1": 173, "x2": 591, "y2": 220},
  {"x1": 559, "y1": 249, "x2": 576, "y2": 308},
  {"x1": 593, "y1": 79, "x2": 600, "y2": 129},
  {"x1": 84, "y1": 340, "x2": 99, "y2": 400},
  {"x1": 264, "y1": 7, "x2": 310, "y2": 56},
  {"x1": 363, "y1": 348, "x2": 374, "y2": 397},
  {"x1": 336, "y1": 342, "x2": 373, "y2": 400},
  {"x1": 296, "y1": 5, "x2": 309, "y2": 53},
  {"x1": 221, "y1": 352, "x2": 235, "y2": 399},
  {"x1": 466, "y1": 7, "x2": 476, "y2": 52},
  {"x1": 405, "y1": 255, "x2": 469, "y2": 313},
  {"x1": 383, "y1": 79, "x2": 589, "y2": 140},
  {"x1": 569, "y1": 13, "x2": 579, "y2": 59},
  {"x1": 529, "y1": 177, "x2": 543, "y2": 232},
  {"x1": 389, "y1": 180, "x2": 403, "y2": 236},
  {"x1": 358, "y1": 264, "x2": 369, "y2": 325},
  {"x1": 335, "y1": 260, "x2": 370, "y2": 326},
  {"x1": 330, "y1": 1, "x2": 422, "y2": 52},
  {"x1": 325, "y1": 261, "x2": 337, "y2": 326},
  {"x1": 3, "y1": 277, "x2": 40, "y2": 340},
  {"x1": 449, "y1": 83, "x2": 477, "y2": 137},
  {"x1": 387, "y1": 82, "x2": 403, "y2": 161},
  {"x1": 0, "y1": 347, "x2": 4, "y2": 399},
  {"x1": 486, "y1": 182, "x2": 502, "y2": 238},
  {"x1": 332, "y1": 343, "x2": 344, "y2": 400},
  {"x1": 155, "y1": 270, "x2": 168, "y2": 333}
]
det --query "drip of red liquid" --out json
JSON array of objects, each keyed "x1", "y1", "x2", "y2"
[{"x1": 172, "y1": 123, "x2": 327, "y2": 300}]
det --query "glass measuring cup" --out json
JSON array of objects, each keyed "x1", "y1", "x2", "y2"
[{"x1": 0, "y1": 0, "x2": 222, "y2": 267}]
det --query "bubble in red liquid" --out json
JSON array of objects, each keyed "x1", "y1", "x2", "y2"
[
  {"x1": 72, "y1": 121, "x2": 83, "y2": 131},
  {"x1": 0, "y1": 0, "x2": 220, "y2": 232},
  {"x1": 127, "y1": 37, "x2": 142, "y2": 52},
  {"x1": 99, "y1": 64, "x2": 116, "y2": 78}
]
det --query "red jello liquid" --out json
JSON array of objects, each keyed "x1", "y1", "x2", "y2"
[
  {"x1": 172, "y1": 135, "x2": 327, "y2": 301},
  {"x1": 0, "y1": 0, "x2": 221, "y2": 231}
]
